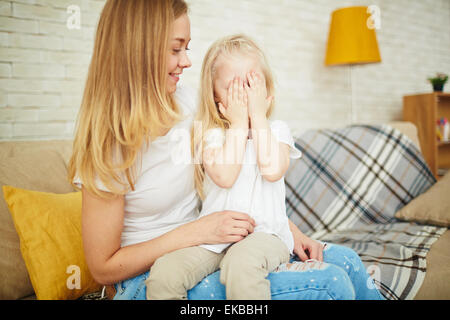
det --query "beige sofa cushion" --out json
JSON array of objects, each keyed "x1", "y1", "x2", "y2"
[
  {"x1": 414, "y1": 230, "x2": 450, "y2": 299},
  {"x1": 386, "y1": 122, "x2": 450, "y2": 299},
  {"x1": 0, "y1": 140, "x2": 73, "y2": 164},
  {"x1": 388, "y1": 121, "x2": 421, "y2": 151},
  {"x1": 395, "y1": 171, "x2": 450, "y2": 227},
  {"x1": 0, "y1": 140, "x2": 74, "y2": 299}
]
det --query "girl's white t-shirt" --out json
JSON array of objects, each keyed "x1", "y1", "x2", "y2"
[
  {"x1": 199, "y1": 121, "x2": 302, "y2": 254},
  {"x1": 73, "y1": 86, "x2": 201, "y2": 247}
]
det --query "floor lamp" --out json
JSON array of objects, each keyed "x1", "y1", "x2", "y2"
[{"x1": 325, "y1": 6, "x2": 382, "y2": 124}]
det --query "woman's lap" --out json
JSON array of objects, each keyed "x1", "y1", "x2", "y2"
[
  {"x1": 319, "y1": 243, "x2": 385, "y2": 300},
  {"x1": 113, "y1": 243, "x2": 384, "y2": 300}
]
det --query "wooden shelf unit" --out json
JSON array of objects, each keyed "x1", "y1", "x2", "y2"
[{"x1": 403, "y1": 92, "x2": 450, "y2": 179}]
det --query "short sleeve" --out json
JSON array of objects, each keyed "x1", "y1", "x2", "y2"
[
  {"x1": 270, "y1": 120, "x2": 302, "y2": 159},
  {"x1": 72, "y1": 173, "x2": 116, "y2": 192},
  {"x1": 204, "y1": 127, "x2": 225, "y2": 150},
  {"x1": 72, "y1": 144, "x2": 130, "y2": 193}
]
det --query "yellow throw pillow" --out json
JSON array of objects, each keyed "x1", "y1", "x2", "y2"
[
  {"x1": 2, "y1": 186, "x2": 101, "y2": 300},
  {"x1": 395, "y1": 171, "x2": 450, "y2": 227}
]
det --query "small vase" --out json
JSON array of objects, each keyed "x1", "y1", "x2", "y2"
[{"x1": 433, "y1": 83, "x2": 444, "y2": 92}]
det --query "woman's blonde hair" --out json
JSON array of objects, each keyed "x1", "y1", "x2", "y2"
[
  {"x1": 68, "y1": 0, "x2": 188, "y2": 199},
  {"x1": 191, "y1": 34, "x2": 275, "y2": 200}
]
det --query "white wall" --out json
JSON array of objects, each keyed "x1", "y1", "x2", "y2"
[{"x1": 1, "y1": 0, "x2": 449, "y2": 140}]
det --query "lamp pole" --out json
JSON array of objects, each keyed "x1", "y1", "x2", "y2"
[{"x1": 349, "y1": 65, "x2": 356, "y2": 124}]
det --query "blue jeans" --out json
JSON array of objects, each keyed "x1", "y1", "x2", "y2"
[{"x1": 113, "y1": 243, "x2": 385, "y2": 300}]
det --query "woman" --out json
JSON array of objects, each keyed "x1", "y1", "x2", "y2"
[{"x1": 68, "y1": 0, "x2": 383, "y2": 300}]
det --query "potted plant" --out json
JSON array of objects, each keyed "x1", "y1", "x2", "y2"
[{"x1": 428, "y1": 73, "x2": 448, "y2": 92}]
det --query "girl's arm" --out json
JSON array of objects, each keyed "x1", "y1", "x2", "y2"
[
  {"x1": 81, "y1": 186, "x2": 255, "y2": 285},
  {"x1": 203, "y1": 124, "x2": 248, "y2": 188},
  {"x1": 203, "y1": 77, "x2": 249, "y2": 188},
  {"x1": 246, "y1": 71, "x2": 289, "y2": 182},
  {"x1": 250, "y1": 114, "x2": 290, "y2": 182}
]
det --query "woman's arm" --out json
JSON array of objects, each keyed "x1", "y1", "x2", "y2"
[{"x1": 81, "y1": 187, "x2": 255, "y2": 285}]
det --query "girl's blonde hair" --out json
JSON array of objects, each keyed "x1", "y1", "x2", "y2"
[
  {"x1": 191, "y1": 34, "x2": 275, "y2": 200},
  {"x1": 68, "y1": 0, "x2": 188, "y2": 199}
]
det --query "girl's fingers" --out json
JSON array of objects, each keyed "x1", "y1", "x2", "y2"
[
  {"x1": 256, "y1": 71, "x2": 262, "y2": 82},
  {"x1": 238, "y1": 78, "x2": 243, "y2": 102},
  {"x1": 244, "y1": 81, "x2": 250, "y2": 92},
  {"x1": 227, "y1": 80, "x2": 233, "y2": 106},
  {"x1": 247, "y1": 72, "x2": 255, "y2": 88},
  {"x1": 233, "y1": 77, "x2": 239, "y2": 101}
]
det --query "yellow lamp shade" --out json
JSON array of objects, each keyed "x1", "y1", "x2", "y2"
[{"x1": 325, "y1": 6, "x2": 381, "y2": 66}]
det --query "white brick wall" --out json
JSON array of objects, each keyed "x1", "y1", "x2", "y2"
[
  {"x1": 0, "y1": 0, "x2": 449, "y2": 140},
  {"x1": 0, "y1": 0, "x2": 99, "y2": 140}
]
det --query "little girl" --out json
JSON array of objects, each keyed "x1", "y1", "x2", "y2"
[{"x1": 145, "y1": 34, "x2": 304, "y2": 300}]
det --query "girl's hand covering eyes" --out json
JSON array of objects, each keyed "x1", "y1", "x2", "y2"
[
  {"x1": 245, "y1": 71, "x2": 273, "y2": 119},
  {"x1": 218, "y1": 77, "x2": 249, "y2": 129}
]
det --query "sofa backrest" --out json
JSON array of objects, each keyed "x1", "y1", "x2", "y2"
[
  {"x1": 387, "y1": 121, "x2": 421, "y2": 152},
  {"x1": 0, "y1": 139, "x2": 75, "y2": 299},
  {"x1": 0, "y1": 121, "x2": 421, "y2": 299}
]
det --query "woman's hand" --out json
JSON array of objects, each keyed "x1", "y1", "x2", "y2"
[
  {"x1": 293, "y1": 232, "x2": 324, "y2": 262},
  {"x1": 218, "y1": 77, "x2": 248, "y2": 129},
  {"x1": 289, "y1": 220, "x2": 324, "y2": 262},
  {"x1": 245, "y1": 71, "x2": 273, "y2": 119},
  {"x1": 193, "y1": 210, "x2": 256, "y2": 245}
]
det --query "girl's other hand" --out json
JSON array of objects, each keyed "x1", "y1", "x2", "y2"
[
  {"x1": 245, "y1": 71, "x2": 273, "y2": 119},
  {"x1": 218, "y1": 77, "x2": 248, "y2": 129}
]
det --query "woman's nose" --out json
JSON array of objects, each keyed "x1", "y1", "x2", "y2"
[{"x1": 179, "y1": 51, "x2": 192, "y2": 69}]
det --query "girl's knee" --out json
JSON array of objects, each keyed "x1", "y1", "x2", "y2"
[{"x1": 146, "y1": 254, "x2": 184, "y2": 289}]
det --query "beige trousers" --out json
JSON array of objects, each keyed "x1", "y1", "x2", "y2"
[{"x1": 145, "y1": 232, "x2": 290, "y2": 300}]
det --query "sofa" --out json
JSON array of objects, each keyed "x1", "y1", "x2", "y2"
[{"x1": 0, "y1": 121, "x2": 449, "y2": 300}]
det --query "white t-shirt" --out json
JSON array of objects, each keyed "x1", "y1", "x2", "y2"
[
  {"x1": 199, "y1": 120, "x2": 302, "y2": 254},
  {"x1": 73, "y1": 86, "x2": 201, "y2": 247}
]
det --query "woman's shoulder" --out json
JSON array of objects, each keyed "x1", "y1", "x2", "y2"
[{"x1": 174, "y1": 85, "x2": 199, "y2": 116}]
